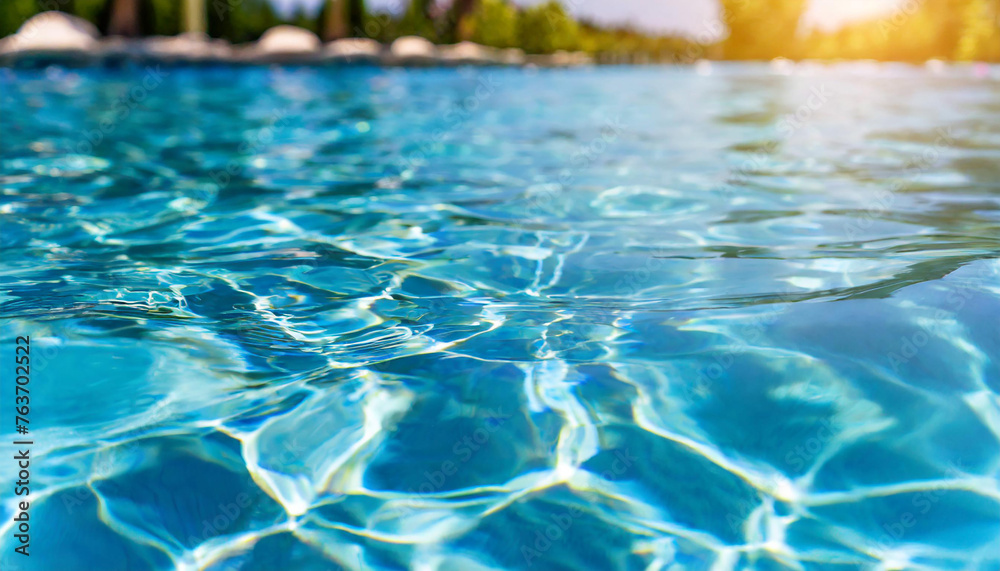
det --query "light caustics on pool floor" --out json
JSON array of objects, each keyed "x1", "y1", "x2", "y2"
[{"x1": 0, "y1": 64, "x2": 999, "y2": 571}]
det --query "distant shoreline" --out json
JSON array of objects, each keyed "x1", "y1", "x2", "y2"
[
  {"x1": 2, "y1": 50, "x2": 997, "y2": 69},
  {"x1": 0, "y1": 41, "x2": 589, "y2": 68},
  {"x1": 3, "y1": 12, "x2": 997, "y2": 70}
]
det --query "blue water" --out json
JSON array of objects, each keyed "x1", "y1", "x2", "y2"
[{"x1": 1, "y1": 63, "x2": 999, "y2": 571}]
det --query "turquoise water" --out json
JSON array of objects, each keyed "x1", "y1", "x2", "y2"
[{"x1": 1, "y1": 63, "x2": 999, "y2": 571}]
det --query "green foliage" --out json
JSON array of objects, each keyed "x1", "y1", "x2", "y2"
[
  {"x1": 396, "y1": 0, "x2": 435, "y2": 41},
  {"x1": 144, "y1": 0, "x2": 181, "y2": 36},
  {"x1": 73, "y1": 0, "x2": 107, "y2": 29},
  {"x1": 358, "y1": 11, "x2": 398, "y2": 43},
  {"x1": 466, "y1": 0, "x2": 516, "y2": 48},
  {"x1": 0, "y1": 0, "x2": 40, "y2": 37},
  {"x1": 517, "y1": 0, "x2": 579, "y2": 54},
  {"x1": 287, "y1": 6, "x2": 317, "y2": 34},
  {"x1": 576, "y1": 22, "x2": 694, "y2": 63},
  {"x1": 207, "y1": 0, "x2": 279, "y2": 43}
]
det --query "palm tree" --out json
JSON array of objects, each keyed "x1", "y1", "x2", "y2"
[
  {"x1": 321, "y1": 0, "x2": 367, "y2": 41},
  {"x1": 183, "y1": 0, "x2": 206, "y2": 34},
  {"x1": 323, "y1": 0, "x2": 348, "y2": 40},
  {"x1": 451, "y1": 0, "x2": 477, "y2": 41},
  {"x1": 107, "y1": 0, "x2": 141, "y2": 37}
]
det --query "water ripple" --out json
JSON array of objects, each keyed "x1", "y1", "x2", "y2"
[{"x1": 1, "y1": 63, "x2": 998, "y2": 571}]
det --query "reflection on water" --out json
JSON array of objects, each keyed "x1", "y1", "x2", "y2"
[{"x1": 1, "y1": 63, "x2": 999, "y2": 571}]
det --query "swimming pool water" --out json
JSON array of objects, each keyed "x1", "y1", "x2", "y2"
[{"x1": 1, "y1": 63, "x2": 999, "y2": 570}]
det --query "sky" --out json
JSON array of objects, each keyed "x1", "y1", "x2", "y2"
[{"x1": 271, "y1": 0, "x2": 905, "y2": 38}]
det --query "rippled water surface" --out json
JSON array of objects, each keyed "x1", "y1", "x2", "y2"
[{"x1": 1, "y1": 63, "x2": 999, "y2": 571}]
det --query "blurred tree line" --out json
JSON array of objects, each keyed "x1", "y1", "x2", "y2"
[
  {"x1": 0, "y1": 0, "x2": 284, "y2": 42},
  {"x1": 721, "y1": 0, "x2": 1000, "y2": 62},
  {"x1": 801, "y1": 0, "x2": 1000, "y2": 61},
  {"x1": 1, "y1": 0, "x2": 998, "y2": 62}
]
